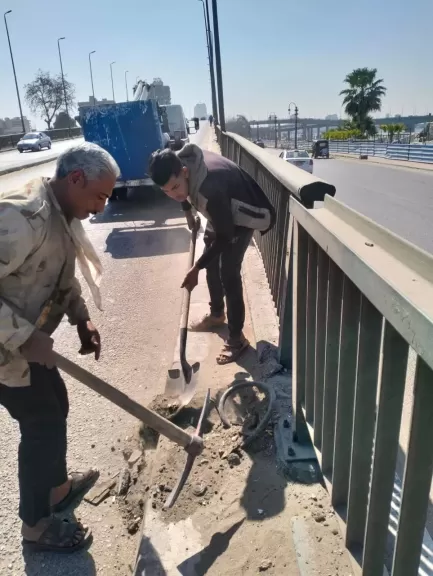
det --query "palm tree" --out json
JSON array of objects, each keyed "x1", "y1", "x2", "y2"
[{"x1": 340, "y1": 68, "x2": 386, "y2": 135}]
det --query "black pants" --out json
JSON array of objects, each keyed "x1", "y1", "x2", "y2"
[
  {"x1": 0, "y1": 364, "x2": 69, "y2": 527},
  {"x1": 204, "y1": 225, "x2": 253, "y2": 340}
]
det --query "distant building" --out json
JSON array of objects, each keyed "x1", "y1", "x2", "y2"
[
  {"x1": 194, "y1": 103, "x2": 208, "y2": 118},
  {"x1": 325, "y1": 114, "x2": 339, "y2": 121},
  {"x1": 78, "y1": 96, "x2": 115, "y2": 109},
  {"x1": 0, "y1": 116, "x2": 30, "y2": 135},
  {"x1": 147, "y1": 78, "x2": 171, "y2": 105}
]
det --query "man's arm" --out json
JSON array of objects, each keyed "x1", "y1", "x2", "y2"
[
  {"x1": 0, "y1": 207, "x2": 36, "y2": 351},
  {"x1": 66, "y1": 278, "x2": 90, "y2": 326},
  {"x1": 195, "y1": 195, "x2": 235, "y2": 270}
]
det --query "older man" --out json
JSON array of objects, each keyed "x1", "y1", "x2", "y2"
[{"x1": 0, "y1": 142, "x2": 119, "y2": 553}]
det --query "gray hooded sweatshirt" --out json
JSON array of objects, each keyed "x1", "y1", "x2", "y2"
[{"x1": 177, "y1": 144, "x2": 275, "y2": 269}]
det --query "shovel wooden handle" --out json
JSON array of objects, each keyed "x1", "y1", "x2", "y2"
[{"x1": 53, "y1": 352, "x2": 193, "y2": 450}]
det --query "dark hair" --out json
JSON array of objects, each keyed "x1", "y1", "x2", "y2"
[{"x1": 148, "y1": 149, "x2": 183, "y2": 186}]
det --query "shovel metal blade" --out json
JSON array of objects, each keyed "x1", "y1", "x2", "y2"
[{"x1": 165, "y1": 360, "x2": 200, "y2": 410}]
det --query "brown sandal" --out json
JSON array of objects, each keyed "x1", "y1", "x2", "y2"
[
  {"x1": 52, "y1": 469, "x2": 99, "y2": 513},
  {"x1": 22, "y1": 517, "x2": 92, "y2": 554},
  {"x1": 217, "y1": 338, "x2": 250, "y2": 365}
]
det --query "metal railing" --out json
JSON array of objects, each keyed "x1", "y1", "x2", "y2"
[
  {"x1": 216, "y1": 127, "x2": 335, "y2": 365},
  {"x1": 329, "y1": 139, "x2": 433, "y2": 164},
  {"x1": 216, "y1": 126, "x2": 433, "y2": 575},
  {"x1": 0, "y1": 127, "x2": 82, "y2": 152},
  {"x1": 290, "y1": 194, "x2": 433, "y2": 575}
]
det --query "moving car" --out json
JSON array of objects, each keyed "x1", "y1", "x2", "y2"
[
  {"x1": 17, "y1": 132, "x2": 51, "y2": 153},
  {"x1": 279, "y1": 149, "x2": 313, "y2": 174},
  {"x1": 254, "y1": 140, "x2": 265, "y2": 148},
  {"x1": 312, "y1": 139, "x2": 329, "y2": 159}
]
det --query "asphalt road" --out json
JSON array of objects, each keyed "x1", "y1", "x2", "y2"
[
  {"x1": 0, "y1": 125, "x2": 209, "y2": 575},
  {"x1": 0, "y1": 137, "x2": 84, "y2": 174},
  {"x1": 267, "y1": 149, "x2": 433, "y2": 255}
]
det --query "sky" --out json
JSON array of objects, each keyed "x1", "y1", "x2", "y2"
[{"x1": 1, "y1": 0, "x2": 433, "y2": 129}]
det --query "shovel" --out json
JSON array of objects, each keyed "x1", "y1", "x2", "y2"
[{"x1": 164, "y1": 218, "x2": 200, "y2": 411}]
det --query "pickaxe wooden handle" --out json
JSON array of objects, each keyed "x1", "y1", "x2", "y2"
[{"x1": 53, "y1": 352, "x2": 203, "y2": 456}]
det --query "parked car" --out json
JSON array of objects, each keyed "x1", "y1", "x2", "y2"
[
  {"x1": 279, "y1": 149, "x2": 313, "y2": 173},
  {"x1": 254, "y1": 140, "x2": 265, "y2": 148},
  {"x1": 312, "y1": 139, "x2": 329, "y2": 159},
  {"x1": 17, "y1": 132, "x2": 51, "y2": 153}
]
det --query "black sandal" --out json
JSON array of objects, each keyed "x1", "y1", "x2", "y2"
[
  {"x1": 22, "y1": 517, "x2": 92, "y2": 554},
  {"x1": 52, "y1": 469, "x2": 99, "y2": 513}
]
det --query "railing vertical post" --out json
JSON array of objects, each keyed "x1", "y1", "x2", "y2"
[
  {"x1": 305, "y1": 237, "x2": 318, "y2": 424},
  {"x1": 278, "y1": 215, "x2": 294, "y2": 368},
  {"x1": 391, "y1": 357, "x2": 433, "y2": 576},
  {"x1": 292, "y1": 220, "x2": 309, "y2": 443},
  {"x1": 331, "y1": 277, "x2": 360, "y2": 508},
  {"x1": 346, "y1": 297, "x2": 382, "y2": 550},
  {"x1": 321, "y1": 260, "x2": 343, "y2": 475},
  {"x1": 313, "y1": 247, "x2": 329, "y2": 449},
  {"x1": 362, "y1": 321, "x2": 408, "y2": 576}
]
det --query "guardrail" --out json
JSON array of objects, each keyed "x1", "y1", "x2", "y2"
[
  {"x1": 329, "y1": 139, "x2": 433, "y2": 164},
  {"x1": 0, "y1": 127, "x2": 82, "y2": 152},
  {"x1": 216, "y1": 126, "x2": 433, "y2": 574},
  {"x1": 291, "y1": 194, "x2": 433, "y2": 575},
  {"x1": 216, "y1": 127, "x2": 335, "y2": 366}
]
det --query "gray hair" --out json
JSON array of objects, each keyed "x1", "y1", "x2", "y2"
[{"x1": 55, "y1": 142, "x2": 120, "y2": 180}]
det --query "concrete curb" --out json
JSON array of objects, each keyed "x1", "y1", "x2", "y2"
[
  {"x1": 332, "y1": 153, "x2": 433, "y2": 172},
  {"x1": 0, "y1": 155, "x2": 60, "y2": 177}
]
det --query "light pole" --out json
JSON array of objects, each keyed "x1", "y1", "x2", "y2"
[
  {"x1": 125, "y1": 70, "x2": 129, "y2": 102},
  {"x1": 269, "y1": 114, "x2": 278, "y2": 148},
  {"x1": 4, "y1": 10, "x2": 25, "y2": 133},
  {"x1": 288, "y1": 102, "x2": 299, "y2": 149},
  {"x1": 57, "y1": 37, "x2": 71, "y2": 137},
  {"x1": 211, "y1": 0, "x2": 225, "y2": 130},
  {"x1": 110, "y1": 61, "x2": 116, "y2": 103},
  {"x1": 89, "y1": 51, "x2": 96, "y2": 103},
  {"x1": 198, "y1": 0, "x2": 218, "y2": 123}
]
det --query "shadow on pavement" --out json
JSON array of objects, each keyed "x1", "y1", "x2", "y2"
[
  {"x1": 105, "y1": 226, "x2": 191, "y2": 259},
  {"x1": 134, "y1": 536, "x2": 167, "y2": 576},
  {"x1": 177, "y1": 519, "x2": 244, "y2": 575},
  {"x1": 23, "y1": 546, "x2": 96, "y2": 576},
  {"x1": 90, "y1": 188, "x2": 184, "y2": 226}
]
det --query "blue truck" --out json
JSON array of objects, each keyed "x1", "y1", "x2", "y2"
[{"x1": 79, "y1": 99, "x2": 166, "y2": 201}]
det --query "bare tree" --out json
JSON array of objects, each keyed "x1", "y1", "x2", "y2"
[{"x1": 25, "y1": 70, "x2": 75, "y2": 130}]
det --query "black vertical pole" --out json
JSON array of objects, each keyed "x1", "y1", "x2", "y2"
[
  {"x1": 211, "y1": 0, "x2": 225, "y2": 131},
  {"x1": 204, "y1": 0, "x2": 218, "y2": 124},
  {"x1": 294, "y1": 107, "x2": 298, "y2": 148}
]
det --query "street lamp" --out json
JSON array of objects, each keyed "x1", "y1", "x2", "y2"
[
  {"x1": 198, "y1": 0, "x2": 218, "y2": 123},
  {"x1": 89, "y1": 51, "x2": 96, "y2": 103},
  {"x1": 125, "y1": 70, "x2": 129, "y2": 102},
  {"x1": 110, "y1": 61, "x2": 116, "y2": 103},
  {"x1": 288, "y1": 102, "x2": 299, "y2": 149},
  {"x1": 4, "y1": 10, "x2": 25, "y2": 133},
  {"x1": 269, "y1": 114, "x2": 278, "y2": 148},
  {"x1": 57, "y1": 37, "x2": 71, "y2": 137}
]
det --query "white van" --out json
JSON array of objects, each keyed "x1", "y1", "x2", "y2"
[{"x1": 163, "y1": 104, "x2": 189, "y2": 150}]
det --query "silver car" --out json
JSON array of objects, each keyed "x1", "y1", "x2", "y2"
[
  {"x1": 279, "y1": 149, "x2": 313, "y2": 174},
  {"x1": 17, "y1": 132, "x2": 52, "y2": 153}
]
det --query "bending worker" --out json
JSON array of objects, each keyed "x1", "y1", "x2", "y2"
[
  {"x1": 0, "y1": 143, "x2": 119, "y2": 553},
  {"x1": 149, "y1": 144, "x2": 275, "y2": 364}
]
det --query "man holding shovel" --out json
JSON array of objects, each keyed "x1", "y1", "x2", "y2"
[
  {"x1": 149, "y1": 144, "x2": 275, "y2": 364},
  {"x1": 0, "y1": 143, "x2": 119, "y2": 553}
]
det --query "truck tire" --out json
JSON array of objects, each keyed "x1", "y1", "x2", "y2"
[{"x1": 109, "y1": 187, "x2": 128, "y2": 202}]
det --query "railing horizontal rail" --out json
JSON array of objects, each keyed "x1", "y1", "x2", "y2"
[{"x1": 290, "y1": 194, "x2": 433, "y2": 575}]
